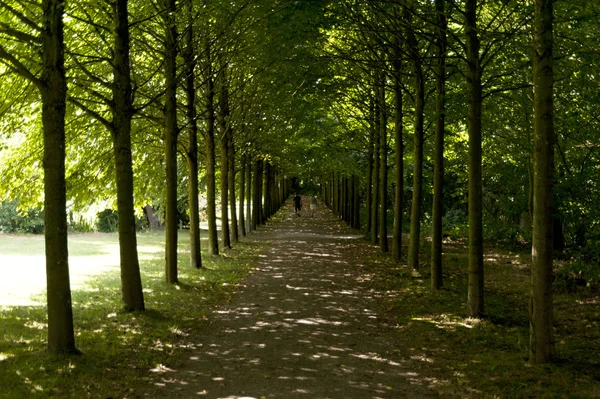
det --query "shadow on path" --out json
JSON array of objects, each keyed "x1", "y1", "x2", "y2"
[{"x1": 145, "y1": 201, "x2": 436, "y2": 398}]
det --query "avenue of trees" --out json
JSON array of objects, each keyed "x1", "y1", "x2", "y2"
[{"x1": 1, "y1": 0, "x2": 598, "y2": 365}]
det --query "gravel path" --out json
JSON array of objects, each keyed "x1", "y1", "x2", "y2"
[{"x1": 146, "y1": 201, "x2": 436, "y2": 398}]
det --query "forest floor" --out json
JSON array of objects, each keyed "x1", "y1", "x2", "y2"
[{"x1": 136, "y1": 199, "x2": 600, "y2": 399}]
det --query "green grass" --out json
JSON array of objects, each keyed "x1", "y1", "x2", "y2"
[
  {"x1": 0, "y1": 230, "x2": 267, "y2": 399},
  {"x1": 362, "y1": 238, "x2": 600, "y2": 398}
]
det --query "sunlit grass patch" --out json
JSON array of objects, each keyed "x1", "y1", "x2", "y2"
[{"x1": 0, "y1": 230, "x2": 267, "y2": 398}]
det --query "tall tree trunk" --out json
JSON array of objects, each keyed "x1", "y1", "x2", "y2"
[
  {"x1": 252, "y1": 159, "x2": 260, "y2": 228},
  {"x1": 203, "y1": 35, "x2": 219, "y2": 256},
  {"x1": 392, "y1": 41, "x2": 404, "y2": 263},
  {"x1": 264, "y1": 163, "x2": 272, "y2": 219},
  {"x1": 431, "y1": 0, "x2": 447, "y2": 290},
  {"x1": 332, "y1": 173, "x2": 337, "y2": 214},
  {"x1": 379, "y1": 73, "x2": 389, "y2": 252},
  {"x1": 163, "y1": 0, "x2": 179, "y2": 284},
  {"x1": 353, "y1": 175, "x2": 361, "y2": 230},
  {"x1": 365, "y1": 98, "x2": 374, "y2": 234},
  {"x1": 246, "y1": 155, "x2": 252, "y2": 232},
  {"x1": 406, "y1": 10, "x2": 425, "y2": 270},
  {"x1": 258, "y1": 160, "x2": 265, "y2": 224},
  {"x1": 239, "y1": 153, "x2": 246, "y2": 237},
  {"x1": 343, "y1": 176, "x2": 351, "y2": 225},
  {"x1": 229, "y1": 145, "x2": 238, "y2": 242},
  {"x1": 183, "y1": 0, "x2": 201, "y2": 269},
  {"x1": 466, "y1": 0, "x2": 484, "y2": 316},
  {"x1": 219, "y1": 139, "x2": 229, "y2": 248},
  {"x1": 530, "y1": 0, "x2": 556, "y2": 364},
  {"x1": 113, "y1": 0, "x2": 146, "y2": 308},
  {"x1": 218, "y1": 60, "x2": 230, "y2": 250},
  {"x1": 41, "y1": 0, "x2": 77, "y2": 354},
  {"x1": 371, "y1": 82, "x2": 380, "y2": 244}
]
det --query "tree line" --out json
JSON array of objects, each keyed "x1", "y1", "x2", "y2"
[
  {"x1": 1, "y1": 0, "x2": 598, "y2": 367},
  {"x1": 0, "y1": 0, "x2": 320, "y2": 354},
  {"x1": 312, "y1": 0, "x2": 596, "y2": 365}
]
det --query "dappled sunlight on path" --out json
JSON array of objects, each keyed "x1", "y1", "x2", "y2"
[{"x1": 146, "y1": 200, "x2": 436, "y2": 398}]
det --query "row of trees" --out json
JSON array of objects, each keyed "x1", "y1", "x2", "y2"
[
  {"x1": 0, "y1": 0, "x2": 324, "y2": 354},
  {"x1": 1, "y1": 0, "x2": 598, "y2": 366},
  {"x1": 314, "y1": 0, "x2": 595, "y2": 364}
]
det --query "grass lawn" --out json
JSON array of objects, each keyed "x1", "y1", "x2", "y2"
[{"x1": 0, "y1": 229, "x2": 267, "y2": 398}]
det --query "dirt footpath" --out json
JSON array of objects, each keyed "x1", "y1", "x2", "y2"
[{"x1": 145, "y1": 200, "x2": 436, "y2": 398}]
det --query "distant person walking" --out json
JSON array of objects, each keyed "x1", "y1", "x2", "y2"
[
  {"x1": 310, "y1": 196, "x2": 317, "y2": 217},
  {"x1": 293, "y1": 194, "x2": 302, "y2": 217}
]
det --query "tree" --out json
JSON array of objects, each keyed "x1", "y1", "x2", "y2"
[
  {"x1": 431, "y1": 0, "x2": 447, "y2": 290},
  {"x1": 163, "y1": 0, "x2": 179, "y2": 284},
  {"x1": 530, "y1": 0, "x2": 556, "y2": 364},
  {"x1": 184, "y1": 0, "x2": 202, "y2": 269},
  {"x1": 406, "y1": 5, "x2": 426, "y2": 271},
  {"x1": 371, "y1": 79, "x2": 380, "y2": 244},
  {"x1": 111, "y1": 0, "x2": 146, "y2": 308},
  {"x1": 391, "y1": 37, "x2": 404, "y2": 263},
  {"x1": 465, "y1": 0, "x2": 484, "y2": 316},
  {"x1": 378, "y1": 69, "x2": 389, "y2": 253},
  {"x1": 0, "y1": 0, "x2": 77, "y2": 354},
  {"x1": 202, "y1": 26, "x2": 219, "y2": 256},
  {"x1": 218, "y1": 57, "x2": 231, "y2": 250}
]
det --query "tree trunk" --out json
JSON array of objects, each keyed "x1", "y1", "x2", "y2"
[
  {"x1": 379, "y1": 73, "x2": 388, "y2": 252},
  {"x1": 365, "y1": 98, "x2": 374, "y2": 234},
  {"x1": 264, "y1": 162, "x2": 272, "y2": 219},
  {"x1": 112, "y1": 0, "x2": 146, "y2": 308},
  {"x1": 183, "y1": 0, "x2": 201, "y2": 269},
  {"x1": 229, "y1": 145, "x2": 238, "y2": 242},
  {"x1": 219, "y1": 137, "x2": 230, "y2": 249},
  {"x1": 353, "y1": 175, "x2": 361, "y2": 230},
  {"x1": 252, "y1": 159, "x2": 261, "y2": 228},
  {"x1": 246, "y1": 155, "x2": 252, "y2": 232},
  {"x1": 218, "y1": 61, "x2": 230, "y2": 250},
  {"x1": 258, "y1": 160, "x2": 265, "y2": 224},
  {"x1": 371, "y1": 82, "x2": 380, "y2": 244},
  {"x1": 406, "y1": 10, "x2": 425, "y2": 270},
  {"x1": 530, "y1": 0, "x2": 556, "y2": 364},
  {"x1": 41, "y1": 0, "x2": 77, "y2": 354},
  {"x1": 466, "y1": 0, "x2": 484, "y2": 316},
  {"x1": 163, "y1": 0, "x2": 178, "y2": 284},
  {"x1": 239, "y1": 153, "x2": 246, "y2": 237},
  {"x1": 203, "y1": 36, "x2": 219, "y2": 256},
  {"x1": 344, "y1": 176, "x2": 349, "y2": 223},
  {"x1": 392, "y1": 42, "x2": 404, "y2": 263},
  {"x1": 431, "y1": 0, "x2": 447, "y2": 290}
]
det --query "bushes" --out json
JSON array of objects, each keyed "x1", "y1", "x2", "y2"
[
  {"x1": 95, "y1": 209, "x2": 119, "y2": 233},
  {"x1": 69, "y1": 213, "x2": 94, "y2": 233},
  {"x1": 0, "y1": 201, "x2": 153, "y2": 235},
  {"x1": 442, "y1": 208, "x2": 469, "y2": 238},
  {"x1": 95, "y1": 208, "x2": 148, "y2": 232},
  {"x1": 0, "y1": 201, "x2": 44, "y2": 234}
]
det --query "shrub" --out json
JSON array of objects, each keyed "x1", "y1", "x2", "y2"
[
  {"x1": 555, "y1": 255, "x2": 600, "y2": 292},
  {"x1": 68, "y1": 213, "x2": 94, "y2": 233},
  {"x1": 96, "y1": 209, "x2": 119, "y2": 233},
  {"x1": 442, "y1": 208, "x2": 469, "y2": 238},
  {"x1": 0, "y1": 200, "x2": 44, "y2": 234},
  {"x1": 483, "y1": 220, "x2": 531, "y2": 249}
]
